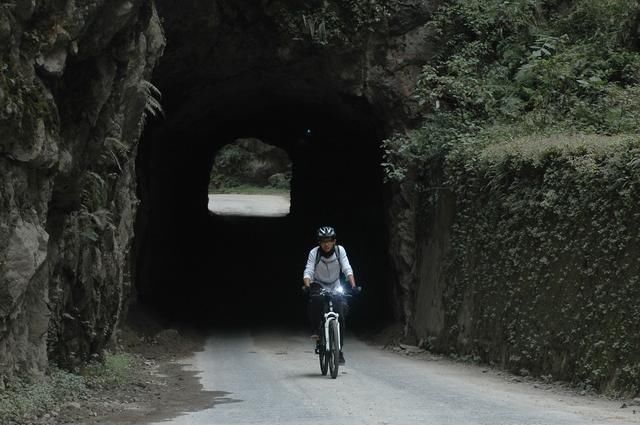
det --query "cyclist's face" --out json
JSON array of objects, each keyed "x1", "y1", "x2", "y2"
[{"x1": 319, "y1": 238, "x2": 336, "y2": 252}]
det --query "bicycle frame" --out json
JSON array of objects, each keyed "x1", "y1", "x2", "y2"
[
  {"x1": 315, "y1": 285, "x2": 349, "y2": 352},
  {"x1": 306, "y1": 284, "x2": 360, "y2": 378}
]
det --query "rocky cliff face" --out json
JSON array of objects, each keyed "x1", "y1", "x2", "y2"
[
  {"x1": 147, "y1": 0, "x2": 439, "y2": 136},
  {"x1": 1, "y1": 0, "x2": 438, "y2": 379},
  {"x1": 0, "y1": 0, "x2": 164, "y2": 380}
]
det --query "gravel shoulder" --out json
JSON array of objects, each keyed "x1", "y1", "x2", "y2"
[
  {"x1": 63, "y1": 322, "x2": 213, "y2": 425},
  {"x1": 3, "y1": 308, "x2": 214, "y2": 425},
  {"x1": 67, "y1": 309, "x2": 226, "y2": 425}
]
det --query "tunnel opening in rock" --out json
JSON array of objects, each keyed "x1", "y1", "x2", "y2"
[
  {"x1": 132, "y1": 0, "x2": 399, "y2": 332},
  {"x1": 136, "y1": 96, "x2": 393, "y2": 331},
  {"x1": 207, "y1": 138, "x2": 292, "y2": 217}
]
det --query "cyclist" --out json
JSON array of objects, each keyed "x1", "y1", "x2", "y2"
[{"x1": 303, "y1": 226, "x2": 356, "y2": 364}]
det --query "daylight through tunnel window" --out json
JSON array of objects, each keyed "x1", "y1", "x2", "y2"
[{"x1": 208, "y1": 138, "x2": 292, "y2": 217}]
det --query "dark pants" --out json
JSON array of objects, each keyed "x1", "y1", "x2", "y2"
[{"x1": 308, "y1": 283, "x2": 348, "y2": 349}]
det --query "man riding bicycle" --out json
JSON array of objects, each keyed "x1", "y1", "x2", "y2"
[{"x1": 303, "y1": 226, "x2": 356, "y2": 364}]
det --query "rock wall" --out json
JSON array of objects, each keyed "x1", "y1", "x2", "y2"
[
  {"x1": 411, "y1": 189, "x2": 455, "y2": 342},
  {"x1": 0, "y1": 0, "x2": 164, "y2": 380},
  {"x1": 1, "y1": 0, "x2": 441, "y2": 379},
  {"x1": 149, "y1": 0, "x2": 439, "y2": 128}
]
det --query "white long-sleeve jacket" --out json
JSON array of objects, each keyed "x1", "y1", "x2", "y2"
[{"x1": 303, "y1": 245, "x2": 354, "y2": 285}]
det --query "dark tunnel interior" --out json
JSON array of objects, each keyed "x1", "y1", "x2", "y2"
[
  {"x1": 132, "y1": 0, "x2": 397, "y2": 333},
  {"x1": 135, "y1": 94, "x2": 394, "y2": 332}
]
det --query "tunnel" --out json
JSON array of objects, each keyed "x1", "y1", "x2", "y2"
[{"x1": 133, "y1": 1, "x2": 395, "y2": 333}]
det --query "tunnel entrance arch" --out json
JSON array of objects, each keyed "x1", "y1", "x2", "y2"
[
  {"x1": 136, "y1": 73, "x2": 392, "y2": 327},
  {"x1": 136, "y1": 95, "x2": 393, "y2": 331}
]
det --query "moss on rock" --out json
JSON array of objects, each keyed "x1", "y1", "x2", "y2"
[{"x1": 416, "y1": 133, "x2": 640, "y2": 395}]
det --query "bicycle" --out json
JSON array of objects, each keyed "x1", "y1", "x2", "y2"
[{"x1": 306, "y1": 284, "x2": 361, "y2": 379}]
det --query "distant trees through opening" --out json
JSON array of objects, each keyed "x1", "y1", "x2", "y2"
[{"x1": 207, "y1": 138, "x2": 292, "y2": 217}]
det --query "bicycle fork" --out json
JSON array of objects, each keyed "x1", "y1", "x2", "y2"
[{"x1": 323, "y1": 312, "x2": 341, "y2": 352}]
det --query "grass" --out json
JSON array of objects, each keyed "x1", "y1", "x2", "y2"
[
  {"x1": 478, "y1": 131, "x2": 639, "y2": 163},
  {"x1": 0, "y1": 368, "x2": 87, "y2": 424},
  {"x1": 208, "y1": 185, "x2": 290, "y2": 196},
  {"x1": 0, "y1": 353, "x2": 135, "y2": 424},
  {"x1": 83, "y1": 352, "x2": 133, "y2": 388}
]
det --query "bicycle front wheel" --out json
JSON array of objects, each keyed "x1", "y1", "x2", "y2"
[
  {"x1": 319, "y1": 337, "x2": 328, "y2": 375},
  {"x1": 328, "y1": 320, "x2": 340, "y2": 379}
]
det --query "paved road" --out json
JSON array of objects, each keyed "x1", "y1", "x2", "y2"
[
  {"x1": 208, "y1": 194, "x2": 290, "y2": 217},
  {"x1": 149, "y1": 331, "x2": 636, "y2": 425}
]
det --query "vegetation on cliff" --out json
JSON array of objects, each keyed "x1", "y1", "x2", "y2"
[
  {"x1": 384, "y1": 0, "x2": 640, "y2": 181},
  {"x1": 270, "y1": 0, "x2": 389, "y2": 47},
  {"x1": 442, "y1": 134, "x2": 640, "y2": 394},
  {"x1": 208, "y1": 139, "x2": 291, "y2": 193},
  {"x1": 382, "y1": 0, "x2": 640, "y2": 394}
]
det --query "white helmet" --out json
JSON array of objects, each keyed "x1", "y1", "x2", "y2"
[{"x1": 317, "y1": 226, "x2": 336, "y2": 240}]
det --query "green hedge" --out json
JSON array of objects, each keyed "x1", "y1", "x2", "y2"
[
  {"x1": 381, "y1": 0, "x2": 640, "y2": 396},
  {"x1": 435, "y1": 134, "x2": 640, "y2": 394}
]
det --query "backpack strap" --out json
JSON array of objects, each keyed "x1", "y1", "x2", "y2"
[{"x1": 314, "y1": 245, "x2": 344, "y2": 276}]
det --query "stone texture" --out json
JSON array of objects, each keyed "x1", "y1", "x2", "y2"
[
  {"x1": 412, "y1": 190, "x2": 455, "y2": 340},
  {"x1": 387, "y1": 179, "x2": 418, "y2": 334},
  {"x1": 151, "y1": 0, "x2": 439, "y2": 129},
  {"x1": 1, "y1": 0, "x2": 438, "y2": 379},
  {"x1": 0, "y1": 0, "x2": 164, "y2": 379}
]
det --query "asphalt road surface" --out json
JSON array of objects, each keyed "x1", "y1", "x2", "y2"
[
  {"x1": 208, "y1": 194, "x2": 290, "y2": 217},
  {"x1": 149, "y1": 331, "x2": 636, "y2": 425}
]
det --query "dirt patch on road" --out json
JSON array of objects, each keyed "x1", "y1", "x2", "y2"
[
  {"x1": 6, "y1": 308, "x2": 219, "y2": 425},
  {"x1": 367, "y1": 324, "x2": 640, "y2": 413},
  {"x1": 65, "y1": 310, "x2": 220, "y2": 425}
]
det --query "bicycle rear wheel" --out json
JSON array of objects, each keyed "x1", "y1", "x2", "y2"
[{"x1": 328, "y1": 320, "x2": 340, "y2": 379}]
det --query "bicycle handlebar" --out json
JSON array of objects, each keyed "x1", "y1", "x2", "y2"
[{"x1": 301, "y1": 285, "x2": 363, "y2": 297}]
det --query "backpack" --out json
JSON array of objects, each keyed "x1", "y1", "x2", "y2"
[{"x1": 315, "y1": 245, "x2": 346, "y2": 283}]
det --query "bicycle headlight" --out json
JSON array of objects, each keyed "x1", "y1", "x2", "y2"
[{"x1": 336, "y1": 285, "x2": 344, "y2": 294}]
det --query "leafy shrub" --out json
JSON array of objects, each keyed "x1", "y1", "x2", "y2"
[
  {"x1": 427, "y1": 134, "x2": 640, "y2": 394},
  {"x1": 274, "y1": 0, "x2": 389, "y2": 47},
  {"x1": 380, "y1": 0, "x2": 640, "y2": 396},
  {"x1": 83, "y1": 352, "x2": 133, "y2": 387},
  {"x1": 386, "y1": 0, "x2": 640, "y2": 184},
  {"x1": 268, "y1": 172, "x2": 292, "y2": 190},
  {"x1": 209, "y1": 139, "x2": 291, "y2": 192},
  {"x1": 0, "y1": 368, "x2": 87, "y2": 423},
  {"x1": 0, "y1": 353, "x2": 135, "y2": 423}
]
